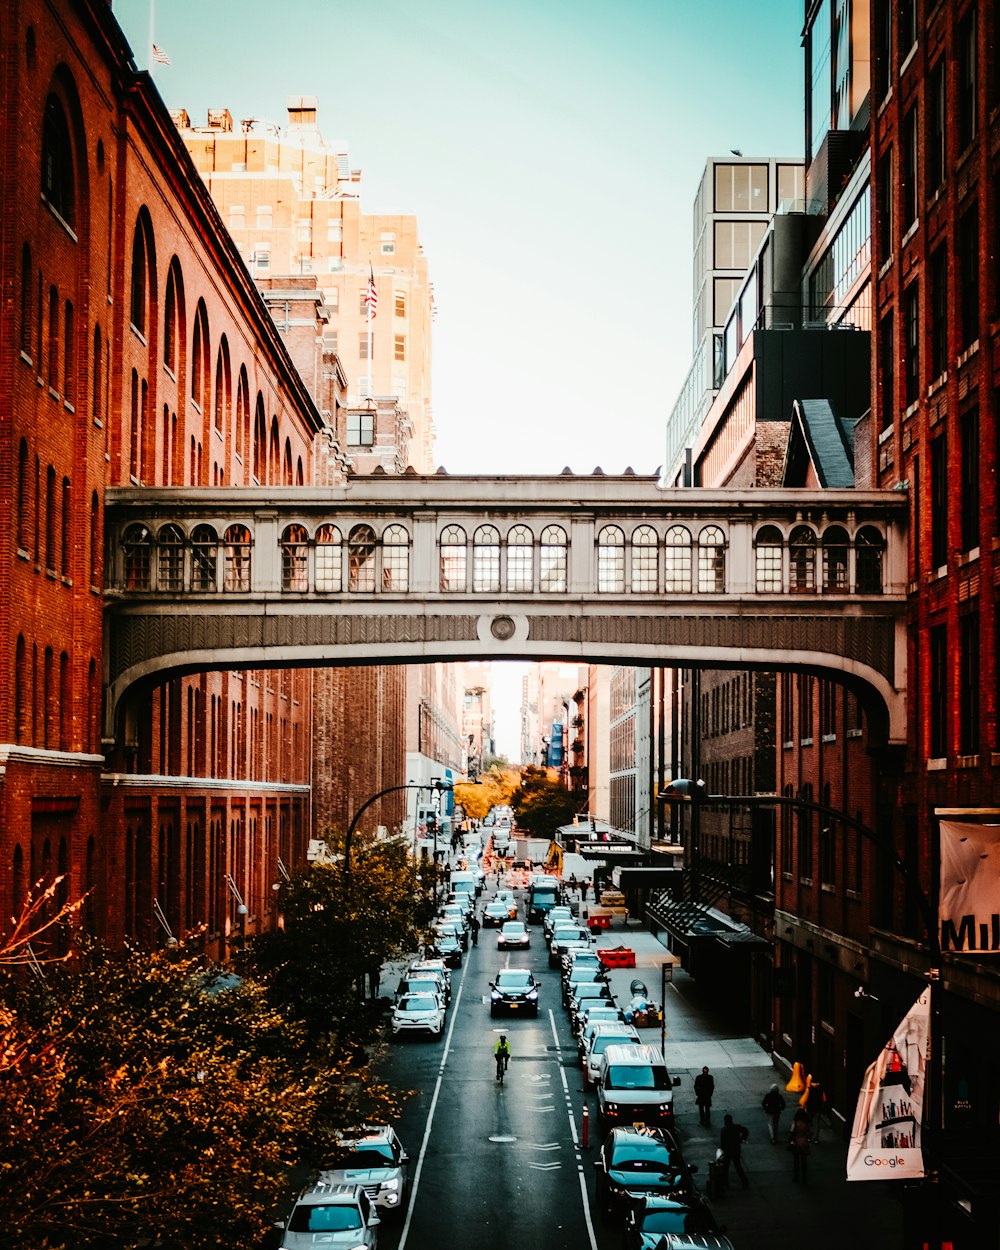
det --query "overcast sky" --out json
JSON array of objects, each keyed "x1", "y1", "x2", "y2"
[{"x1": 117, "y1": 0, "x2": 803, "y2": 477}]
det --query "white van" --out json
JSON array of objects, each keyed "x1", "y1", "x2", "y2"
[{"x1": 596, "y1": 1043, "x2": 681, "y2": 1133}]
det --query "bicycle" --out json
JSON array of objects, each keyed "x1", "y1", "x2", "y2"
[
  {"x1": 495, "y1": 1051, "x2": 506, "y2": 1085},
  {"x1": 495, "y1": 1038, "x2": 511, "y2": 1085}
]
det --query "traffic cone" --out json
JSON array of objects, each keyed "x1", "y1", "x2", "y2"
[{"x1": 786, "y1": 1062, "x2": 806, "y2": 1094}]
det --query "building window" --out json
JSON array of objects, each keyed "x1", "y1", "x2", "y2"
[
  {"x1": 899, "y1": 0, "x2": 915, "y2": 58},
  {"x1": 597, "y1": 525, "x2": 625, "y2": 593},
  {"x1": 359, "y1": 332, "x2": 371, "y2": 359},
  {"x1": 254, "y1": 249, "x2": 270, "y2": 271},
  {"x1": 347, "y1": 410, "x2": 374, "y2": 446},
  {"x1": 754, "y1": 525, "x2": 783, "y2": 592},
  {"x1": 819, "y1": 817, "x2": 835, "y2": 887},
  {"x1": 164, "y1": 267, "x2": 179, "y2": 371},
  {"x1": 958, "y1": 204, "x2": 979, "y2": 350},
  {"x1": 901, "y1": 107, "x2": 918, "y2": 233},
  {"x1": 507, "y1": 525, "x2": 534, "y2": 593},
  {"x1": 278, "y1": 524, "x2": 308, "y2": 593},
  {"x1": 393, "y1": 334, "x2": 406, "y2": 362},
  {"x1": 439, "y1": 525, "x2": 467, "y2": 592},
  {"x1": 698, "y1": 526, "x2": 726, "y2": 593},
  {"x1": 16, "y1": 439, "x2": 29, "y2": 551},
  {"x1": 47, "y1": 285, "x2": 59, "y2": 387},
  {"x1": 789, "y1": 525, "x2": 817, "y2": 592},
  {"x1": 15, "y1": 635, "x2": 27, "y2": 744},
  {"x1": 798, "y1": 678, "x2": 814, "y2": 742},
  {"x1": 223, "y1": 524, "x2": 252, "y2": 592},
  {"x1": 473, "y1": 525, "x2": 500, "y2": 592},
  {"x1": 960, "y1": 407, "x2": 980, "y2": 553},
  {"x1": 381, "y1": 525, "x2": 409, "y2": 591},
  {"x1": 45, "y1": 464, "x2": 56, "y2": 571},
  {"x1": 130, "y1": 224, "x2": 147, "y2": 334},
  {"x1": 904, "y1": 282, "x2": 919, "y2": 405},
  {"x1": 877, "y1": 148, "x2": 893, "y2": 262},
  {"x1": 664, "y1": 526, "x2": 692, "y2": 592},
  {"x1": 957, "y1": 5, "x2": 977, "y2": 151},
  {"x1": 714, "y1": 163, "x2": 767, "y2": 211},
  {"x1": 630, "y1": 526, "x2": 657, "y2": 593},
  {"x1": 929, "y1": 246, "x2": 947, "y2": 381},
  {"x1": 327, "y1": 219, "x2": 342, "y2": 243},
  {"x1": 122, "y1": 523, "x2": 152, "y2": 590},
  {"x1": 20, "y1": 244, "x2": 32, "y2": 356},
  {"x1": 874, "y1": 0, "x2": 891, "y2": 100},
  {"x1": 797, "y1": 784, "x2": 814, "y2": 879},
  {"x1": 820, "y1": 681, "x2": 836, "y2": 738},
  {"x1": 255, "y1": 206, "x2": 272, "y2": 229},
  {"x1": 540, "y1": 525, "x2": 568, "y2": 593},
  {"x1": 855, "y1": 527, "x2": 885, "y2": 593},
  {"x1": 41, "y1": 95, "x2": 74, "y2": 224},
  {"x1": 314, "y1": 524, "x2": 342, "y2": 592},
  {"x1": 157, "y1": 524, "x2": 185, "y2": 591},
  {"x1": 229, "y1": 205, "x2": 245, "y2": 231},
  {"x1": 878, "y1": 311, "x2": 894, "y2": 431},
  {"x1": 394, "y1": 291, "x2": 406, "y2": 317},
  {"x1": 380, "y1": 231, "x2": 396, "y2": 255},
  {"x1": 959, "y1": 611, "x2": 980, "y2": 754},
  {"x1": 60, "y1": 476, "x2": 70, "y2": 577},
  {"x1": 823, "y1": 526, "x2": 849, "y2": 590},
  {"x1": 190, "y1": 525, "x2": 217, "y2": 591},
  {"x1": 296, "y1": 217, "x2": 312, "y2": 243},
  {"x1": 930, "y1": 435, "x2": 948, "y2": 568},
  {"x1": 90, "y1": 490, "x2": 99, "y2": 587},
  {"x1": 929, "y1": 625, "x2": 948, "y2": 757},
  {"x1": 327, "y1": 256, "x2": 343, "y2": 274},
  {"x1": 927, "y1": 60, "x2": 946, "y2": 194}
]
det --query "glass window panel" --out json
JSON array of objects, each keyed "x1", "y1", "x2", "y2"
[
  {"x1": 315, "y1": 524, "x2": 342, "y2": 592},
  {"x1": 855, "y1": 527, "x2": 884, "y2": 593},
  {"x1": 597, "y1": 525, "x2": 625, "y2": 593},
  {"x1": 789, "y1": 525, "x2": 817, "y2": 592},
  {"x1": 539, "y1": 525, "x2": 567, "y2": 593},
  {"x1": 190, "y1": 525, "x2": 217, "y2": 591},
  {"x1": 440, "y1": 525, "x2": 467, "y2": 592},
  {"x1": 664, "y1": 526, "x2": 692, "y2": 593},
  {"x1": 157, "y1": 524, "x2": 185, "y2": 591},
  {"x1": 348, "y1": 524, "x2": 376, "y2": 592},
  {"x1": 631, "y1": 526, "x2": 657, "y2": 592},
  {"x1": 281, "y1": 524, "x2": 309, "y2": 592},
  {"x1": 123, "y1": 524, "x2": 151, "y2": 590},
  {"x1": 755, "y1": 525, "x2": 783, "y2": 592},
  {"x1": 473, "y1": 525, "x2": 500, "y2": 592},
  {"x1": 507, "y1": 525, "x2": 533, "y2": 592},
  {"x1": 822, "y1": 527, "x2": 850, "y2": 591},
  {"x1": 698, "y1": 525, "x2": 726, "y2": 593},
  {"x1": 223, "y1": 524, "x2": 252, "y2": 592},
  {"x1": 382, "y1": 524, "x2": 409, "y2": 591}
]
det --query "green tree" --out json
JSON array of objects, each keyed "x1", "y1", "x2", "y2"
[{"x1": 511, "y1": 767, "x2": 577, "y2": 837}]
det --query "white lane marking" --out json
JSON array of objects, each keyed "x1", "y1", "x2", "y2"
[
  {"x1": 528, "y1": 1142, "x2": 560, "y2": 1150},
  {"x1": 397, "y1": 968, "x2": 467, "y2": 1250},
  {"x1": 575, "y1": 1164, "x2": 600, "y2": 1250},
  {"x1": 528, "y1": 1161, "x2": 562, "y2": 1171},
  {"x1": 551, "y1": 1006, "x2": 597, "y2": 1249}
]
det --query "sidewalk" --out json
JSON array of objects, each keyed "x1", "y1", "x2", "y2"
[{"x1": 593, "y1": 918, "x2": 905, "y2": 1250}]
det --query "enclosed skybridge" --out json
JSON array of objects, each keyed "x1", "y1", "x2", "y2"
[{"x1": 102, "y1": 473, "x2": 908, "y2": 743}]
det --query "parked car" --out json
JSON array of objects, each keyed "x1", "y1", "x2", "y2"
[
  {"x1": 498, "y1": 920, "x2": 530, "y2": 950},
  {"x1": 399, "y1": 965, "x2": 450, "y2": 1005},
  {"x1": 407, "y1": 959, "x2": 451, "y2": 1000},
  {"x1": 577, "y1": 1006, "x2": 630, "y2": 1055},
  {"x1": 277, "y1": 1180, "x2": 380, "y2": 1249},
  {"x1": 543, "y1": 905, "x2": 575, "y2": 940},
  {"x1": 319, "y1": 1125, "x2": 409, "y2": 1216},
  {"x1": 438, "y1": 904, "x2": 471, "y2": 936},
  {"x1": 489, "y1": 968, "x2": 540, "y2": 1016},
  {"x1": 549, "y1": 923, "x2": 591, "y2": 967},
  {"x1": 431, "y1": 930, "x2": 463, "y2": 969},
  {"x1": 562, "y1": 949, "x2": 604, "y2": 981},
  {"x1": 482, "y1": 900, "x2": 510, "y2": 928},
  {"x1": 391, "y1": 992, "x2": 445, "y2": 1039},
  {"x1": 622, "y1": 1193, "x2": 730, "y2": 1249},
  {"x1": 596, "y1": 1043, "x2": 682, "y2": 1133},
  {"x1": 594, "y1": 1125, "x2": 697, "y2": 1220},
  {"x1": 434, "y1": 919, "x2": 468, "y2": 953},
  {"x1": 563, "y1": 964, "x2": 609, "y2": 1006},
  {"x1": 583, "y1": 1023, "x2": 642, "y2": 1086},
  {"x1": 568, "y1": 982, "x2": 615, "y2": 1029}
]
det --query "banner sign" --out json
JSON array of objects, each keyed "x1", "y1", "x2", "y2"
[
  {"x1": 939, "y1": 821, "x2": 1000, "y2": 953},
  {"x1": 846, "y1": 988, "x2": 929, "y2": 1182}
]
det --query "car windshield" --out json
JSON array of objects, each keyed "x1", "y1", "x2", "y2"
[
  {"x1": 640, "y1": 1206, "x2": 714, "y2": 1234},
  {"x1": 288, "y1": 1202, "x2": 362, "y2": 1232},
  {"x1": 592, "y1": 1035, "x2": 638, "y2": 1056},
  {"x1": 398, "y1": 995, "x2": 437, "y2": 1012},
  {"x1": 605, "y1": 1065, "x2": 672, "y2": 1090},
  {"x1": 554, "y1": 928, "x2": 587, "y2": 942},
  {"x1": 436, "y1": 922, "x2": 460, "y2": 935},
  {"x1": 502, "y1": 923, "x2": 526, "y2": 934},
  {"x1": 331, "y1": 1143, "x2": 396, "y2": 1169},
  {"x1": 496, "y1": 971, "x2": 533, "y2": 989},
  {"x1": 609, "y1": 1139, "x2": 680, "y2": 1172},
  {"x1": 573, "y1": 985, "x2": 608, "y2": 1000},
  {"x1": 569, "y1": 969, "x2": 602, "y2": 983}
]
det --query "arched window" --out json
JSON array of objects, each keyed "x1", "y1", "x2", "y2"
[
  {"x1": 60, "y1": 476, "x2": 71, "y2": 578},
  {"x1": 164, "y1": 261, "x2": 182, "y2": 372},
  {"x1": 223, "y1": 524, "x2": 252, "y2": 592},
  {"x1": 16, "y1": 439, "x2": 28, "y2": 551},
  {"x1": 507, "y1": 525, "x2": 534, "y2": 592},
  {"x1": 269, "y1": 418, "x2": 280, "y2": 486},
  {"x1": 92, "y1": 325, "x2": 102, "y2": 422},
  {"x1": 315, "y1": 524, "x2": 342, "y2": 592},
  {"x1": 283, "y1": 438, "x2": 293, "y2": 485},
  {"x1": 348, "y1": 524, "x2": 377, "y2": 592},
  {"x1": 597, "y1": 525, "x2": 625, "y2": 593},
  {"x1": 631, "y1": 525, "x2": 657, "y2": 593},
  {"x1": 122, "y1": 523, "x2": 151, "y2": 590},
  {"x1": 41, "y1": 94, "x2": 74, "y2": 224},
  {"x1": 235, "y1": 367, "x2": 249, "y2": 464},
  {"x1": 473, "y1": 525, "x2": 500, "y2": 593},
  {"x1": 47, "y1": 285, "x2": 59, "y2": 386},
  {"x1": 754, "y1": 525, "x2": 784, "y2": 593},
  {"x1": 855, "y1": 526, "x2": 885, "y2": 593},
  {"x1": 191, "y1": 300, "x2": 210, "y2": 408},
  {"x1": 296, "y1": 456, "x2": 304, "y2": 485},
  {"x1": 89, "y1": 491, "x2": 100, "y2": 588},
  {"x1": 214, "y1": 336, "x2": 231, "y2": 435},
  {"x1": 382, "y1": 525, "x2": 410, "y2": 590},
  {"x1": 157, "y1": 524, "x2": 185, "y2": 591},
  {"x1": 822, "y1": 525, "x2": 850, "y2": 591},
  {"x1": 280, "y1": 524, "x2": 309, "y2": 591},
  {"x1": 129, "y1": 368, "x2": 140, "y2": 480},
  {"x1": 190, "y1": 525, "x2": 218, "y2": 591},
  {"x1": 253, "y1": 395, "x2": 266, "y2": 482},
  {"x1": 697, "y1": 525, "x2": 726, "y2": 593},
  {"x1": 59, "y1": 651, "x2": 70, "y2": 751},
  {"x1": 43, "y1": 648, "x2": 54, "y2": 750},
  {"x1": 540, "y1": 525, "x2": 567, "y2": 592},
  {"x1": 664, "y1": 526, "x2": 692, "y2": 593},
  {"x1": 789, "y1": 525, "x2": 817, "y2": 592},
  {"x1": 15, "y1": 635, "x2": 26, "y2": 744},
  {"x1": 45, "y1": 464, "x2": 56, "y2": 571},
  {"x1": 63, "y1": 300, "x2": 75, "y2": 404},
  {"x1": 130, "y1": 221, "x2": 147, "y2": 333},
  {"x1": 439, "y1": 524, "x2": 467, "y2": 592},
  {"x1": 87, "y1": 658, "x2": 98, "y2": 754},
  {"x1": 20, "y1": 243, "x2": 32, "y2": 355}
]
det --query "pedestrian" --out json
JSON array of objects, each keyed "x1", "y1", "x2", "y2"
[
  {"x1": 694, "y1": 1065, "x2": 715, "y2": 1127},
  {"x1": 719, "y1": 1113, "x2": 750, "y2": 1189},
  {"x1": 790, "y1": 1108, "x2": 810, "y2": 1183},
  {"x1": 469, "y1": 913, "x2": 480, "y2": 947},
  {"x1": 801, "y1": 1076, "x2": 828, "y2": 1142},
  {"x1": 761, "y1": 1083, "x2": 786, "y2": 1143},
  {"x1": 569, "y1": 873, "x2": 578, "y2": 893}
]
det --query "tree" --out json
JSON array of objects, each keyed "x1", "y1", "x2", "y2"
[
  {"x1": 454, "y1": 764, "x2": 520, "y2": 820},
  {"x1": 511, "y1": 767, "x2": 577, "y2": 837}
]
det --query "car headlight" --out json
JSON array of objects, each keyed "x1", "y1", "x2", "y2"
[
  {"x1": 527, "y1": 990, "x2": 538, "y2": 1000},
  {"x1": 380, "y1": 1178, "x2": 399, "y2": 1191},
  {"x1": 491, "y1": 990, "x2": 501, "y2": 1000}
]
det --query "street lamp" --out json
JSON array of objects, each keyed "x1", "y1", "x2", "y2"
[
  {"x1": 343, "y1": 777, "x2": 454, "y2": 901},
  {"x1": 664, "y1": 778, "x2": 943, "y2": 1245}
]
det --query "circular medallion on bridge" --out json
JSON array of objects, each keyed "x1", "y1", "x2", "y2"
[{"x1": 491, "y1": 615, "x2": 516, "y2": 640}]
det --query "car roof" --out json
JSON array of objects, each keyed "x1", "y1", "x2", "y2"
[
  {"x1": 335, "y1": 1125, "x2": 395, "y2": 1146},
  {"x1": 590, "y1": 1022, "x2": 639, "y2": 1037},
  {"x1": 607, "y1": 1124, "x2": 675, "y2": 1148},
  {"x1": 296, "y1": 1181, "x2": 364, "y2": 1205}
]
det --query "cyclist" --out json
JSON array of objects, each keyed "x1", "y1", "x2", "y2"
[{"x1": 494, "y1": 1033, "x2": 511, "y2": 1082}]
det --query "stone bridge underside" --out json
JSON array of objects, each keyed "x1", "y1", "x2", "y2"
[{"x1": 103, "y1": 475, "x2": 909, "y2": 745}]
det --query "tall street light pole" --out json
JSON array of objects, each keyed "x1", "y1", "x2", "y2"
[
  {"x1": 343, "y1": 778, "x2": 455, "y2": 902},
  {"x1": 665, "y1": 778, "x2": 943, "y2": 1248}
]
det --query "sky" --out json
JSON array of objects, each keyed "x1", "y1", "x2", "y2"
[
  {"x1": 115, "y1": 0, "x2": 805, "y2": 756},
  {"x1": 117, "y1": 0, "x2": 803, "y2": 477}
]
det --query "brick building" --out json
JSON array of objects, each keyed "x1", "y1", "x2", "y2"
[{"x1": 0, "y1": 0, "x2": 404, "y2": 959}]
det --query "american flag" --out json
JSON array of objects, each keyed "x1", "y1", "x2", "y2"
[
  {"x1": 151, "y1": 44, "x2": 171, "y2": 65},
  {"x1": 364, "y1": 266, "x2": 378, "y2": 320}
]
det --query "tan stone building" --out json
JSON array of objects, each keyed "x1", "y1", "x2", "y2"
[{"x1": 175, "y1": 98, "x2": 435, "y2": 473}]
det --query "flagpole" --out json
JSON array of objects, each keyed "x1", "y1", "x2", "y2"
[
  {"x1": 149, "y1": 0, "x2": 155, "y2": 70},
  {"x1": 367, "y1": 262, "x2": 374, "y2": 399}
]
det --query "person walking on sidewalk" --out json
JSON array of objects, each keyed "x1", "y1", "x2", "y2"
[
  {"x1": 719, "y1": 1114, "x2": 750, "y2": 1189},
  {"x1": 790, "y1": 1108, "x2": 810, "y2": 1183},
  {"x1": 694, "y1": 1065, "x2": 715, "y2": 1127},
  {"x1": 762, "y1": 1083, "x2": 786, "y2": 1143}
]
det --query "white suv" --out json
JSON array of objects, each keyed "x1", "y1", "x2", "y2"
[
  {"x1": 278, "y1": 1181, "x2": 380, "y2": 1249},
  {"x1": 391, "y1": 991, "x2": 445, "y2": 1039},
  {"x1": 320, "y1": 1125, "x2": 408, "y2": 1215}
]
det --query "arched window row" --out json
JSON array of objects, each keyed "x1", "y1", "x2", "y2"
[
  {"x1": 113, "y1": 519, "x2": 889, "y2": 598},
  {"x1": 13, "y1": 632, "x2": 86, "y2": 753},
  {"x1": 754, "y1": 523, "x2": 886, "y2": 595}
]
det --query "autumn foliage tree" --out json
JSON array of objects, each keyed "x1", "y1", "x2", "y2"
[
  {"x1": 510, "y1": 765, "x2": 578, "y2": 837},
  {"x1": 453, "y1": 764, "x2": 520, "y2": 820}
]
